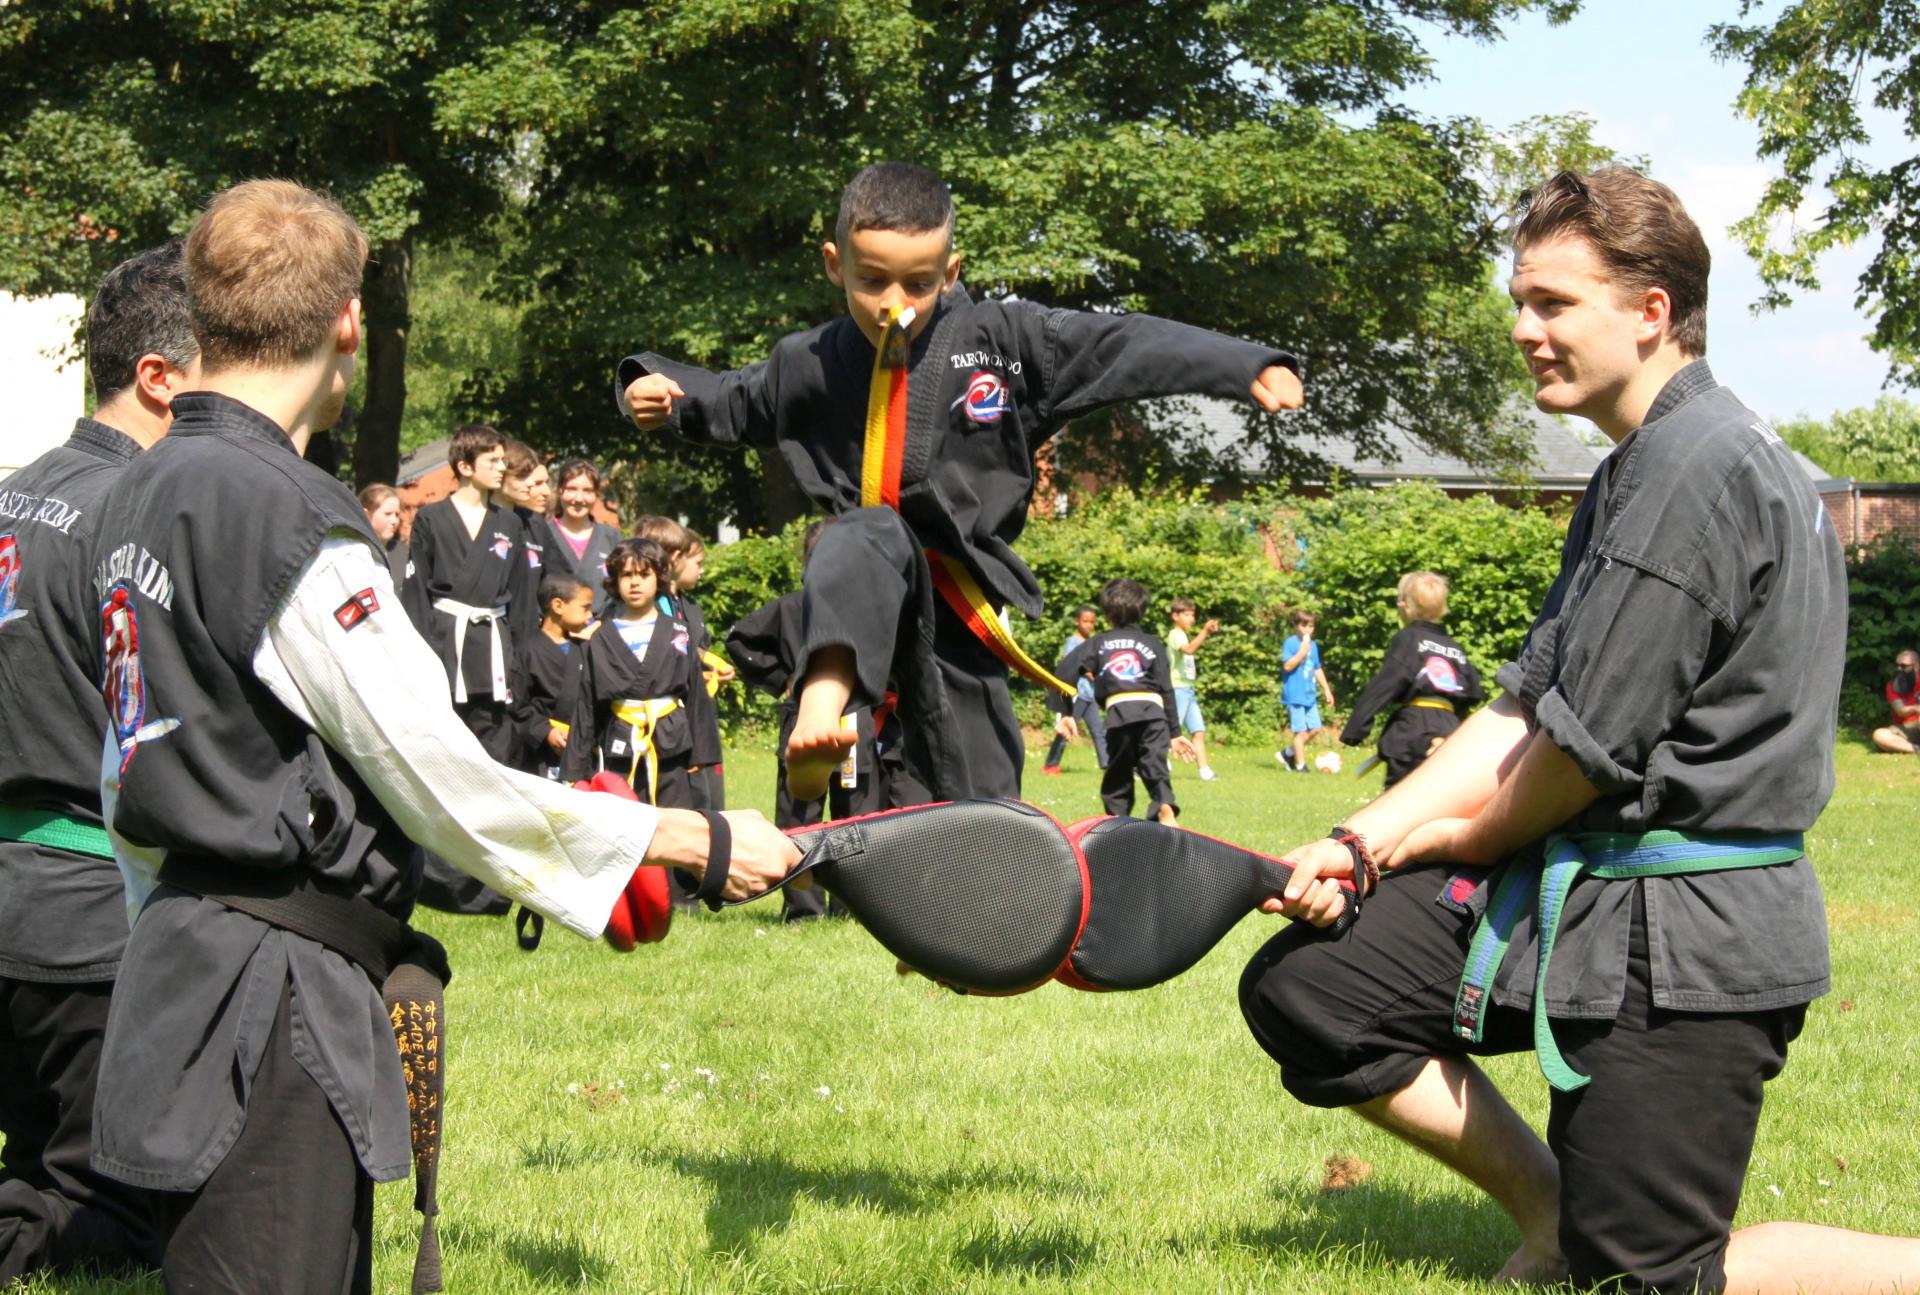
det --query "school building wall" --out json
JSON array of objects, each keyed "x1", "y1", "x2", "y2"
[{"x1": 1818, "y1": 483, "x2": 1920, "y2": 550}]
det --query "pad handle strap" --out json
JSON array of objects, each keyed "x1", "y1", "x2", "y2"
[{"x1": 694, "y1": 810, "x2": 732, "y2": 911}]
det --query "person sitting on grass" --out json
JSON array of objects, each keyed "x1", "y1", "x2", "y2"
[
  {"x1": 1060, "y1": 579, "x2": 1194, "y2": 825},
  {"x1": 1277, "y1": 609, "x2": 1334, "y2": 773},
  {"x1": 1870, "y1": 649, "x2": 1920, "y2": 754}
]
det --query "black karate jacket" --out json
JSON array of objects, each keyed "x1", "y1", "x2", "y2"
[
  {"x1": 1339, "y1": 621, "x2": 1484, "y2": 746},
  {"x1": 1059, "y1": 625, "x2": 1177, "y2": 728},
  {"x1": 563, "y1": 613, "x2": 695, "y2": 784},
  {"x1": 509, "y1": 631, "x2": 584, "y2": 776},
  {"x1": 401, "y1": 497, "x2": 530, "y2": 699},
  {"x1": 618, "y1": 284, "x2": 1298, "y2": 618}
]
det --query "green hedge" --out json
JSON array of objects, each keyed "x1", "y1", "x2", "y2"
[
  {"x1": 1841, "y1": 537, "x2": 1920, "y2": 729},
  {"x1": 1284, "y1": 483, "x2": 1568, "y2": 733}
]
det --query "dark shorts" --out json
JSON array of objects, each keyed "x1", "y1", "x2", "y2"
[{"x1": 1239, "y1": 864, "x2": 1805, "y2": 1294}]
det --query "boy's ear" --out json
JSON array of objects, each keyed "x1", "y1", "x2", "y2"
[
  {"x1": 822, "y1": 241, "x2": 844, "y2": 288},
  {"x1": 336, "y1": 297, "x2": 363, "y2": 356},
  {"x1": 943, "y1": 250, "x2": 961, "y2": 291}
]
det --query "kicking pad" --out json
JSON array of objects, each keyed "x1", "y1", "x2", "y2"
[
  {"x1": 738, "y1": 799, "x2": 1354, "y2": 995},
  {"x1": 574, "y1": 773, "x2": 673, "y2": 952}
]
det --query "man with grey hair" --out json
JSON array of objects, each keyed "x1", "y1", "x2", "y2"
[{"x1": 0, "y1": 241, "x2": 197, "y2": 1280}]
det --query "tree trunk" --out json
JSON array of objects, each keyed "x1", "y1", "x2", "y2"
[{"x1": 352, "y1": 234, "x2": 412, "y2": 488}]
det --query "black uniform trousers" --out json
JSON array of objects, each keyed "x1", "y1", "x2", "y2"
[
  {"x1": 1379, "y1": 708, "x2": 1460, "y2": 789},
  {"x1": 1239, "y1": 865, "x2": 1802, "y2": 1294},
  {"x1": 1101, "y1": 717, "x2": 1177, "y2": 820},
  {"x1": 0, "y1": 978, "x2": 159, "y2": 1283},
  {"x1": 154, "y1": 980, "x2": 374, "y2": 1295},
  {"x1": 801, "y1": 508, "x2": 1021, "y2": 800}
]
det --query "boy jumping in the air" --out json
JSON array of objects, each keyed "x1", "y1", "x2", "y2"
[{"x1": 618, "y1": 162, "x2": 1301, "y2": 802}]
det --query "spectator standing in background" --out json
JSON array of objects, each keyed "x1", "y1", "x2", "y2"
[
  {"x1": 544, "y1": 459, "x2": 622, "y2": 617},
  {"x1": 1278, "y1": 610, "x2": 1335, "y2": 773},
  {"x1": 1166, "y1": 597, "x2": 1220, "y2": 782},
  {"x1": 1042, "y1": 605, "x2": 1109, "y2": 775},
  {"x1": 357, "y1": 482, "x2": 408, "y2": 589}
]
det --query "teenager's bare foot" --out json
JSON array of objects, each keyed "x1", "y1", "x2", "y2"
[
  {"x1": 786, "y1": 646, "x2": 857, "y2": 801},
  {"x1": 1496, "y1": 1241, "x2": 1569, "y2": 1286},
  {"x1": 1156, "y1": 804, "x2": 1179, "y2": 827}
]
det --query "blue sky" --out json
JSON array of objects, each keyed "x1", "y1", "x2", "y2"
[{"x1": 1401, "y1": 0, "x2": 1907, "y2": 423}]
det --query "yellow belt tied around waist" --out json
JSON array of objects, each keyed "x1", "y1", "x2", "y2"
[
  {"x1": 1401, "y1": 697, "x2": 1456, "y2": 713},
  {"x1": 859, "y1": 305, "x2": 1074, "y2": 699},
  {"x1": 611, "y1": 698, "x2": 681, "y2": 802}
]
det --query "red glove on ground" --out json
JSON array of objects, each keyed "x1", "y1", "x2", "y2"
[{"x1": 574, "y1": 773, "x2": 673, "y2": 951}]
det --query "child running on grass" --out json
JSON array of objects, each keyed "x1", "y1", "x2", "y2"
[{"x1": 1278, "y1": 609, "x2": 1334, "y2": 773}]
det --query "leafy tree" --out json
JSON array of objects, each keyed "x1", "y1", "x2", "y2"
[
  {"x1": 1711, "y1": 2, "x2": 1920, "y2": 386},
  {"x1": 433, "y1": 0, "x2": 1590, "y2": 528},
  {"x1": 1777, "y1": 396, "x2": 1920, "y2": 481},
  {"x1": 0, "y1": 0, "x2": 516, "y2": 485}
]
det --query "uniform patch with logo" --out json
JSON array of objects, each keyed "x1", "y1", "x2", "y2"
[
  {"x1": 100, "y1": 584, "x2": 180, "y2": 769},
  {"x1": 672, "y1": 629, "x2": 690, "y2": 655},
  {"x1": 957, "y1": 370, "x2": 1007, "y2": 424},
  {"x1": 1102, "y1": 650, "x2": 1146, "y2": 683},
  {"x1": 334, "y1": 587, "x2": 380, "y2": 631},
  {"x1": 526, "y1": 545, "x2": 543, "y2": 570},
  {"x1": 1421, "y1": 655, "x2": 1463, "y2": 693},
  {"x1": 0, "y1": 533, "x2": 28, "y2": 627},
  {"x1": 490, "y1": 533, "x2": 513, "y2": 560}
]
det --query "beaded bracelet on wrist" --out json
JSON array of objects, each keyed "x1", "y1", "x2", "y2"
[{"x1": 1326, "y1": 825, "x2": 1380, "y2": 895}]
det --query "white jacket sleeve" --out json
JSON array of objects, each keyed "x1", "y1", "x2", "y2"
[{"x1": 251, "y1": 532, "x2": 653, "y2": 938}]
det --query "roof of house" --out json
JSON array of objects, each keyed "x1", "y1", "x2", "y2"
[{"x1": 1156, "y1": 395, "x2": 1604, "y2": 490}]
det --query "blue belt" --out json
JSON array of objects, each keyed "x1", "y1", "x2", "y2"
[{"x1": 1452, "y1": 829, "x2": 1806, "y2": 1092}]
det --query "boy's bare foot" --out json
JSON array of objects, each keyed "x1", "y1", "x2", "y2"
[
  {"x1": 1496, "y1": 1241, "x2": 1569, "y2": 1286},
  {"x1": 1155, "y1": 804, "x2": 1179, "y2": 827},
  {"x1": 786, "y1": 646, "x2": 857, "y2": 801}
]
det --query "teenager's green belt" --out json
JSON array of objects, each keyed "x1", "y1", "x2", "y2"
[
  {"x1": 0, "y1": 806, "x2": 115, "y2": 859},
  {"x1": 1452, "y1": 829, "x2": 1805, "y2": 1092}
]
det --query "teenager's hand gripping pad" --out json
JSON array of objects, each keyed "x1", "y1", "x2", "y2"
[
  {"x1": 781, "y1": 799, "x2": 1087, "y2": 995},
  {"x1": 1058, "y1": 817, "x2": 1357, "y2": 992},
  {"x1": 574, "y1": 773, "x2": 673, "y2": 951}
]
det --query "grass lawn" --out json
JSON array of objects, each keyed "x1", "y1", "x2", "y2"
[{"x1": 29, "y1": 734, "x2": 1920, "y2": 1293}]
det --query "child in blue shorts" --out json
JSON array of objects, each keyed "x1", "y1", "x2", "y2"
[{"x1": 1278, "y1": 609, "x2": 1335, "y2": 772}]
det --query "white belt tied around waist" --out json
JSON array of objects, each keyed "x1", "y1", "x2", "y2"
[
  {"x1": 1103, "y1": 690, "x2": 1164, "y2": 713},
  {"x1": 432, "y1": 597, "x2": 510, "y2": 703}
]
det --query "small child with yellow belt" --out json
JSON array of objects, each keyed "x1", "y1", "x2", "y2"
[
  {"x1": 1059, "y1": 579, "x2": 1195, "y2": 824},
  {"x1": 1337, "y1": 571, "x2": 1483, "y2": 788},
  {"x1": 563, "y1": 538, "x2": 695, "y2": 807}
]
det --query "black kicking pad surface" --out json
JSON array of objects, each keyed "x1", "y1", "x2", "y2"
[
  {"x1": 783, "y1": 799, "x2": 1087, "y2": 995},
  {"x1": 1062, "y1": 818, "x2": 1356, "y2": 992}
]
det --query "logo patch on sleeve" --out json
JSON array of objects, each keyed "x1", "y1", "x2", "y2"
[{"x1": 333, "y1": 587, "x2": 380, "y2": 631}]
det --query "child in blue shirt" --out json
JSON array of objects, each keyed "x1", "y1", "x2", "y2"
[{"x1": 1278, "y1": 609, "x2": 1334, "y2": 772}]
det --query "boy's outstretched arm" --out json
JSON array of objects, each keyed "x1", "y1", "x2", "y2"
[
  {"x1": 613, "y1": 350, "x2": 779, "y2": 448},
  {"x1": 1015, "y1": 305, "x2": 1303, "y2": 431}
]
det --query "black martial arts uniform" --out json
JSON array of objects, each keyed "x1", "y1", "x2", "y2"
[
  {"x1": 401, "y1": 495, "x2": 528, "y2": 760},
  {"x1": 563, "y1": 611, "x2": 695, "y2": 809},
  {"x1": 0, "y1": 420, "x2": 159, "y2": 1282},
  {"x1": 541, "y1": 516, "x2": 621, "y2": 618},
  {"x1": 404, "y1": 496, "x2": 531, "y2": 913},
  {"x1": 728, "y1": 591, "x2": 931, "y2": 920},
  {"x1": 617, "y1": 284, "x2": 1298, "y2": 799},
  {"x1": 509, "y1": 630, "x2": 585, "y2": 781},
  {"x1": 1338, "y1": 621, "x2": 1484, "y2": 788},
  {"x1": 1242, "y1": 363, "x2": 1843, "y2": 1293},
  {"x1": 675, "y1": 593, "x2": 727, "y2": 812},
  {"x1": 509, "y1": 504, "x2": 549, "y2": 648},
  {"x1": 1060, "y1": 626, "x2": 1180, "y2": 821},
  {"x1": 86, "y1": 393, "x2": 430, "y2": 1293}
]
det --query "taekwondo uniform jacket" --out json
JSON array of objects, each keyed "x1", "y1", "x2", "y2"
[
  {"x1": 1340, "y1": 621, "x2": 1484, "y2": 783},
  {"x1": 617, "y1": 283, "x2": 1300, "y2": 619},
  {"x1": 0, "y1": 420, "x2": 144, "y2": 982},
  {"x1": 402, "y1": 497, "x2": 528, "y2": 706},
  {"x1": 86, "y1": 393, "x2": 658, "y2": 1192},
  {"x1": 1060, "y1": 626, "x2": 1179, "y2": 730}
]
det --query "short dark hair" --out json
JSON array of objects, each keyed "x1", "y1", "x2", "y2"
[
  {"x1": 801, "y1": 516, "x2": 834, "y2": 565},
  {"x1": 835, "y1": 162, "x2": 955, "y2": 250},
  {"x1": 448, "y1": 424, "x2": 505, "y2": 470},
  {"x1": 538, "y1": 572, "x2": 588, "y2": 611},
  {"x1": 1100, "y1": 578, "x2": 1149, "y2": 628},
  {"x1": 1169, "y1": 597, "x2": 1197, "y2": 616},
  {"x1": 1513, "y1": 167, "x2": 1711, "y2": 357},
  {"x1": 86, "y1": 241, "x2": 197, "y2": 403},
  {"x1": 604, "y1": 537, "x2": 670, "y2": 601},
  {"x1": 1072, "y1": 604, "x2": 1097, "y2": 619},
  {"x1": 631, "y1": 514, "x2": 695, "y2": 556}
]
